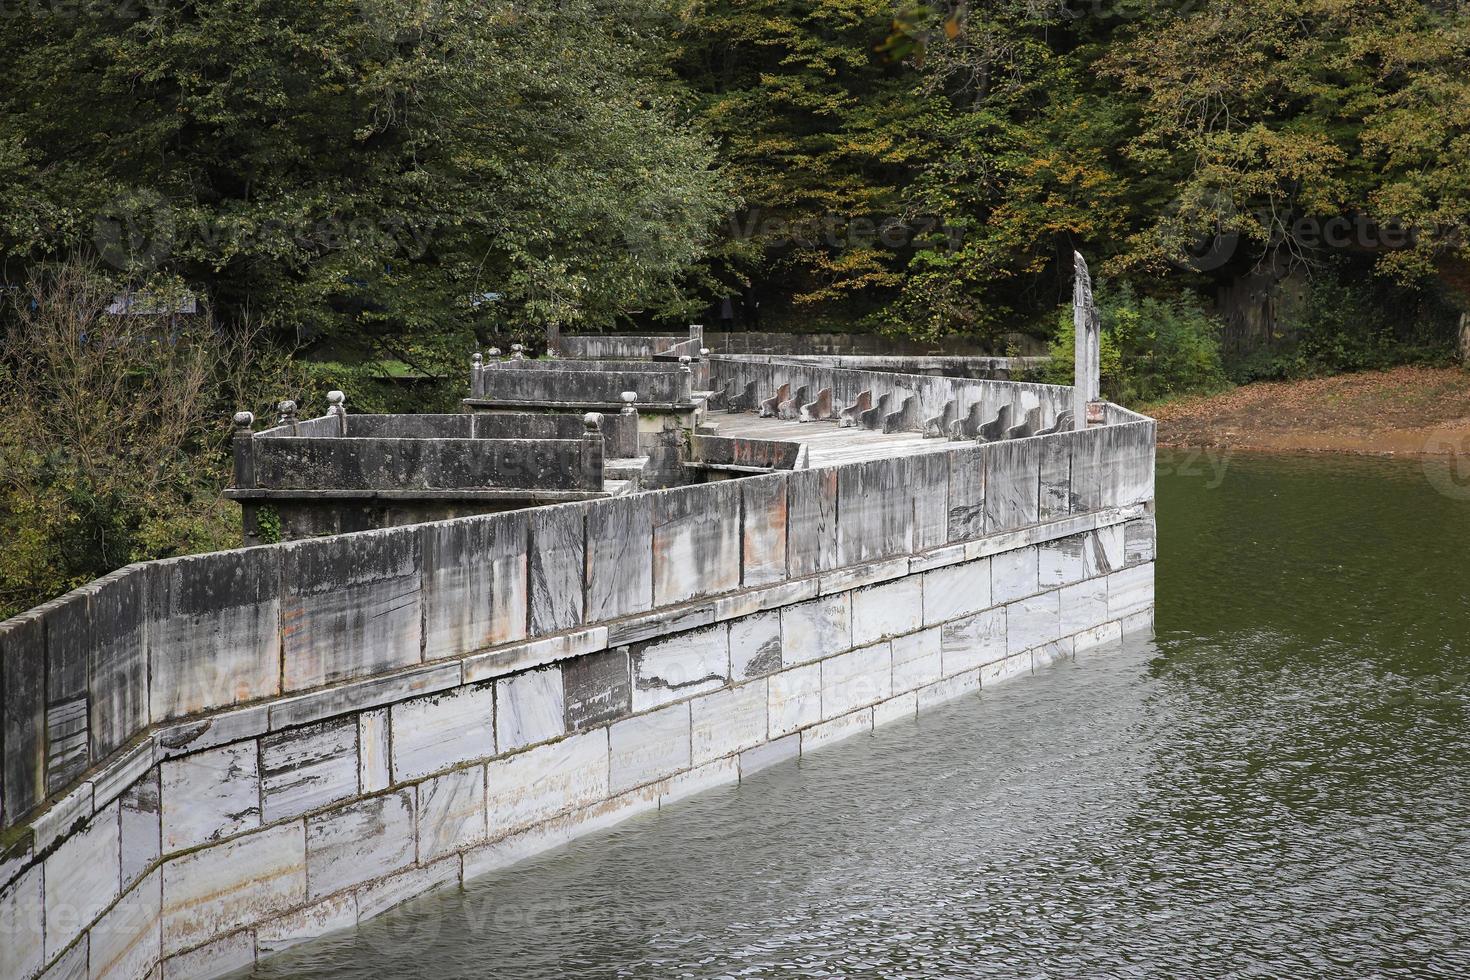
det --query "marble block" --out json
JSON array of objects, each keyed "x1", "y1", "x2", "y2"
[
  {"x1": 940, "y1": 608, "x2": 1007, "y2": 676},
  {"x1": 416, "y1": 767, "x2": 487, "y2": 862},
  {"x1": 304, "y1": 790, "x2": 416, "y2": 899},
  {"x1": 850, "y1": 578, "x2": 923, "y2": 647},
  {"x1": 44, "y1": 802, "x2": 121, "y2": 960},
  {"x1": 389, "y1": 684, "x2": 495, "y2": 782},
  {"x1": 630, "y1": 625, "x2": 729, "y2": 711},
  {"x1": 485, "y1": 730, "x2": 609, "y2": 837},
  {"x1": 561, "y1": 649, "x2": 632, "y2": 731},
  {"x1": 1007, "y1": 590, "x2": 1062, "y2": 655},
  {"x1": 991, "y1": 545, "x2": 1040, "y2": 604},
  {"x1": 690, "y1": 680, "x2": 768, "y2": 766},
  {"x1": 729, "y1": 610, "x2": 781, "y2": 680},
  {"x1": 780, "y1": 595, "x2": 850, "y2": 667},
  {"x1": 921, "y1": 559, "x2": 991, "y2": 626},
  {"x1": 495, "y1": 667, "x2": 566, "y2": 753},
  {"x1": 608, "y1": 703, "x2": 691, "y2": 794},
  {"x1": 1059, "y1": 577, "x2": 1109, "y2": 637},
  {"x1": 260, "y1": 718, "x2": 359, "y2": 824},
  {"x1": 161, "y1": 822, "x2": 306, "y2": 957},
  {"x1": 767, "y1": 663, "x2": 822, "y2": 738},
  {"x1": 161, "y1": 742, "x2": 260, "y2": 853},
  {"x1": 891, "y1": 628, "x2": 943, "y2": 692},
  {"x1": 89, "y1": 869, "x2": 161, "y2": 980},
  {"x1": 820, "y1": 642, "x2": 893, "y2": 719},
  {"x1": 1108, "y1": 562, "x2": 1154, "y2": 620}
]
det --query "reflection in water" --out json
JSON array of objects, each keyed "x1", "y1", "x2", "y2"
[{"x1": 249, "y1": 452, "x2": 1470, "y2": 978}]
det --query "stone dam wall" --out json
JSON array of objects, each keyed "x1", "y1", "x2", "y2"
[{"x1": 0, "y1": 366, "x2": 1155, "y2": 980}]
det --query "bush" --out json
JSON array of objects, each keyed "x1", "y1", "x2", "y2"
[
  {"x1": 1227, "y1": 271, "x2": 1459, "y2": 384},
  {"x1": 1043, "y1": 284, "x2": 1228, "y2": 405},
  {"x1": 0, "y1": 261, "x2": 293, "y2": 618}
]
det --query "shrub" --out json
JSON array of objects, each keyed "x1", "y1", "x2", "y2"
[
  {"x1": 1043, "y1": 284, "x2": 1228, "y2": 405},
  {"x1": 0, "y1": 261, "x2": 292, "y2": 618}
]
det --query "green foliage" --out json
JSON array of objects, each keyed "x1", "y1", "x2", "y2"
[
  {"x1": 0, "y1": 261, "x2": 293, "y2": 619},
  {"x1": 0, "y1": 0, "x2": 727, "y2": 359},
  {"x1": 1044, "y1": 286, "x2": 1228, "y2": 405},
  {"x1": 1228, "y1": 271, "x2": 1460, "y2": 384}
]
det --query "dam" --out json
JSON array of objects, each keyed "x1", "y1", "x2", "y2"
[{"x1": 0, "y1": 283, "x2": 1154, "y2": 979}]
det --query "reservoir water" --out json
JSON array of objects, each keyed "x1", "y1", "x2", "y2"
[{"x1": 246, "y1": 451, "x2": 1470, "y2": 978}]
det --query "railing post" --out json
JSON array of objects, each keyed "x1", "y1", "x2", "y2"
[
  {"x1": 581, "y1": 412, "x2": 605, "y2": 489},
  {"x1": 232, "y1": 411, "x2": 255, "y2": 489},
  {"x1": 1073, "y1": 251, "x2": 1102, "y2": 430},
  {"x1": 277, "y1": 399, "x2": 299, "y2": 435},
  {"x1": 326, "y1": 390, "x2": 348, "y2": 435},
  {"x1": 471, "y1": 352, "x2": 483, "y2": 398},
  {"x1": 678, "y1": 356, "x2": 693, "y2": 404}
]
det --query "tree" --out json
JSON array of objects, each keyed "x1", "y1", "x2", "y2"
[{"x1": 0, "y1": 0, "x2": 728, "y2": 373}]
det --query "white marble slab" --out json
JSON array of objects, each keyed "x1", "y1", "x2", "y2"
[
  {"x1": 767, "y1": 663, "x2": 822, "y2": 737},
  {"x1": 161, "y1": 822, "x2": 306, "y2": 957},
  {"x1": 1007, "y1": 590, "x2": 1062, "y2": 655},
  {"x1": 304, "y1": 790, "x2": 416, "y2": 900},
  {"x1": 495, "y1": 667, "x2": 566, "y2": 753},
  {"x1": 161, "y1": 742, "x2": 261, "y2": 853},
  {"x1": 608, "y1": 703, "x2": 691, "y2": 795},
  {"x1": 255, "y1": 891, "x2": 357, "y2": 956},
  {"x1": 991, "y1": 545, "x2": 1040, "y2": 604},
  {"x1": 630, "y1": 625, "x2": 729, "y2": 712},
  {"x1": 485, "y1": 730, "x2": 610, "y2": 837},
  {"x1": 728, "y1": 610, "x2": 781, "y2": 680},
  {"x1": 891, "y1": 627, "x2": 943, "y2": 692},
  {"x1": 780, "y1": 595, "x2": 850, "y2": 667},
  {"x1": 260, "y1": 718, "x2": 358, "y2": 824},
  {"x1": 800, "y1": 709, "x2": 872, "y2": 754},
  {"x1": 690, "y1": 680, "x2": 768, "y2": 766},
  {"x1": 921, "y1": 559, "x2": 991, "y2": 626},
  {"x1": 44, "y1": 803, "x2": 121, "y2": 959},
  {"x1": 89, "y1": 869, "x2": 160, "y2": 980},
  {"x1": 820, "y1": 642, "x2": 892, "y2": 720},
  {"x1": 850, "y1": 578, "x2": 923, "y2": 647},
  {"x1": 940, "y1": 608, "x2": 1006, "y2": 675},
  {"x1": 389, "y1": 683, "x2": 495, "y2": 782},
  {"x1": 416, "y1": 767, "x2": 487, "y2": 862}
]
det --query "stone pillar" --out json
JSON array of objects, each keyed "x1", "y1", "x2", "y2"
[
  {"x1": 1459, "y1": 311, "x2": 1470, "y2": 365},
  {"x1": 471, "y1": 352, "x2": 483, "y2": 398},
  {"x1": 232, "y1": 412, "x2": 255, "y2": 489},
  {"x1": 546, "y1": 321, "x2": 562, "y2": 357},
  {"x1": 581, "y1": 413, "x2": 605, "y2": 489},
  {"x1": 1072, "y1": 251, "x2": 1102, "y2": 430}
]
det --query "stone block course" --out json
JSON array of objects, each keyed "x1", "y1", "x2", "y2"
[
  {"x1": 767, "y1": 664, "x2": 822, "y2": 737},
  {"x1": 820, "y1": 642, "x2": 892, "y2": 719},
  {"x1": 741, "y1": 474, "x2": 789, "y2": 587},
  {"x1": 891, "y1": 628, "x2": 943, "y2": 692},
  {"x1": 528, "y1": 507, "x2": 585, "y2": 635}
]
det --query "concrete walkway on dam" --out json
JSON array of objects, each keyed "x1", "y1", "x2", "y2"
[{"x1": 710, "y1": 412, "x2": 954, "y2": 466}]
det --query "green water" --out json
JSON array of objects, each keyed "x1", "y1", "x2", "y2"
[{"x1": 248, "y1": 451, "x2": 1470, "y2": 978}]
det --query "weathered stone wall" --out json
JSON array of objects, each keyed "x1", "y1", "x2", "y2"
[
  {"x1": 0, "y1": 362, "x2": 1155, "y2": 980},
  {"x1": 0, "y1": 512, "x2": 1154, "y2": 980}
]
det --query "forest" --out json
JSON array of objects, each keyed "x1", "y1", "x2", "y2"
[{"x1": 2, "y1": 0, "x2": 1468, "y2": 612}]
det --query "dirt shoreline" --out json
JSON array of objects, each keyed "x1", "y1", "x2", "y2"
[{"x1": 1142, "y1": 365, "x2": 1470, "y2": 458}]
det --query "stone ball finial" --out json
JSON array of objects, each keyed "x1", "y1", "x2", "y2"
[
  {"x1": 488, "y1": 346, "x2": 502, "y2": 358},
  {"x1": 510, "y1": 343, "x2": 526, "y2": 360},
  {"x1": 277, "y1": 400, "x2": 298, "y2": 424},
  {"x1": 620, "y1": 390, "x2": 637, "y2": 415},
  {"x1": 583, "y1": 412, "x2": 604, "y2": 432},
  {"x1": 472, "y1": 352, "x2": 483, "y2": 368},
  {"x1": 679, "y1": 355, "x2": 692, "y2": 372},
  {"x1": 233, "y1": 411, "x2": 254, "y2": 430},
  {"x1": 700, "y1": 348, "x2": 711, "y2": 357},
  {"x1": 327, "y1": 390, "x2": 345, "y2": 408}
]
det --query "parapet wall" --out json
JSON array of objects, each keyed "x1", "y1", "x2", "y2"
[{"x1": 0, "y1": 361, "x2": 1156, "y2": 980}]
